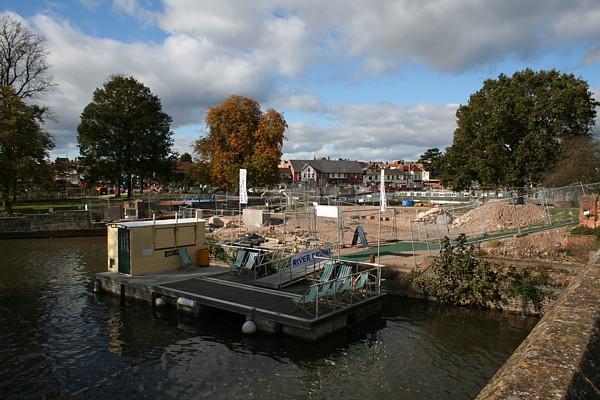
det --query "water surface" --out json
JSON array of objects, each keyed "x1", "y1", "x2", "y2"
[{"x1": 0, "y1": 237, "x2": 537, "y2": 399}]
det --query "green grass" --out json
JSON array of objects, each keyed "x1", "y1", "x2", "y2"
[
  {"x1": 549, "y1": 207, "x2": 578, "y2": 221},
  {"x1": 2, "y1": 197, "x2": 115, "y2": 214}
]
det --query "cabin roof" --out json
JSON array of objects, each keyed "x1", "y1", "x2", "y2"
[{"x1": 109, "y1": 218, "x2": 205, "y2": 228}]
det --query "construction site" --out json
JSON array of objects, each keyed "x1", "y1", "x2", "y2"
[{"x1": 178, "y1": 182, "x2": 598, "y2": 273}]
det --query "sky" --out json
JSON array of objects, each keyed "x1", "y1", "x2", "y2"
[{"x1": 3, "y1": 0, "x2": 600, "y2": 162}]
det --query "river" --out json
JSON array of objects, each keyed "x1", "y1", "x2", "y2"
[{"x1": 0, "y1": 237, "x2": 537, "y2": 399}]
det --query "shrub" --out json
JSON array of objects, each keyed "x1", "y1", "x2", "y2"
[
  {"x1": 412, "y1": 233, "x2": 552, "y2": 311},
  {"x1": 413, "y1": 234, "x2": 503, "y2": 307},
  {"x1": 504, "y1": 268, "x2": 552, "y2": 313}
]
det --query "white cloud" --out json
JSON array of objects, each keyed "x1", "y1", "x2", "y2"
[
  {"x1": 269, "y1": 89, "x2": 327, "y2": 113},
  {"x1": 111, "y1": 0, "x2": 157, "y2": 25},
  {"x1": 283, "y1": 103, "x2": 458, "y2": 161},
  {"x1": 153, "y1": 0, "x2": 600, "y2": 73},
  {"x1": 29, "y1": 14, "x2": 274, "y2": 154},
  {"x1": 8, "y1": 0, "x2": 600, "y2": 157},
  {"x1": 79, "y1": 0, "x2": 101, "y2": 11}
]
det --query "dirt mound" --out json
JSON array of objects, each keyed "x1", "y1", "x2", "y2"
[
  {"x1": 481, "y1": 227, "x2": 568, "y2": 260},
  {"x1": 452, "y1": 201, "x2": 545, "y2": 233}
]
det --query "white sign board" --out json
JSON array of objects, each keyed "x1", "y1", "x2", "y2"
[
  {"x1": 291, "y1": 248, "x2": 332, "y2": 270},
  {"x1": 315, "y1": 205, "x2": 339, "y2": 219},
  {"x1": 239, "y1": 169, "x2": 248, "y2": 204}
]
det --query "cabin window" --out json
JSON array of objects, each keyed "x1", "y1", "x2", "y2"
[{"x1": 155, "y1": 228, "x2": 176, "y2": 249}]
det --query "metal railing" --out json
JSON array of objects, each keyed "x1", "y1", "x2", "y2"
[{"x1": 296, "y1": 259, "x2": 383, "y2": 318}]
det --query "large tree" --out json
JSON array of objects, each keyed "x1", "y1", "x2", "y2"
[
  {"x1": 418, "y1": 147, "x2": 443, "y2": 178},
  {"x1": 78, "y1": 75, "x2": 174, "y2": 198},
  {"x1": 440, "y1": 69, "x2": 598, "y2": 189},
  {"x1": 0, "y1": 15, "x2": 53, "y2": 99},
  {"x1": 0, "y1": 85, "x2": 54, "y2": 214},
  {"x1": 195, "y1": 95, "x2": 286, "y2": 188},
  {"x1": 543, "y1": 136, "x2": 600, "y2": 187}
]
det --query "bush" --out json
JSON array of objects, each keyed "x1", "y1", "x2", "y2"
[
  {"x1": 504, "y1": 268, "x2": 552, "y2": 313},
  {"x1": 413, "y1": 234, "x2": 503, "y2": 307},
  {"x1": 412, "y1": 233, "x2": 552, "y2": 311}
]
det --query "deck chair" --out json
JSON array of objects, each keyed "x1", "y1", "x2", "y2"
[
  {"x1": 322, "y1": 265, "x2": 351, "y2": 297},
  {"x1": 292, "y1": 285, "x2": 319, "y2": 315},
  {"x1": 231, "y1": 249, "x2": 247, "y2": 272},
  {"x1": 338, "y1": 274, "x2": 353, "y2": 293},
  {"x1": 317, "y1": 263, "x2": 335, "y2": 283},
  {"x1": 351, "y1": 271, "x2": 370, "y2": 299},
  {"x1": 178, "y1": 247, "x2": 194, "y2": 268},
  {"x1": 239, "y1": 251, "x2": 258, "y2": 275}
]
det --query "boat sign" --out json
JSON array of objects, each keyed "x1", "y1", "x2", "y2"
[{"x1": 291, "y1": 248, "x2": 332, "y2": 270}]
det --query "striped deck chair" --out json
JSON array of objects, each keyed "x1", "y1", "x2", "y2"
[
  {"x1": 231, "y1": 249, "x2": 247, "y2": 272},
  {"x1": 322, "y1": 265, "x2": 351, "y2": 297},
  {"x1": 353, "y1": 271, "x2": 369, "y2": 290},
  {"x1": 338, "y1": 274, "x2": 353, "y2": 293},
  {"x1": 239, "y1": 251, "x2": 258, "y2": 275},
  {"x1": 317, "y1": 263, "x2": 335, "y2": 283},
  {"x1": 292, "y1": 285, "x2": 319, "y2": 315},
  {"x1": 351, "y1": 271, "x2": 370, "y2": 299}
]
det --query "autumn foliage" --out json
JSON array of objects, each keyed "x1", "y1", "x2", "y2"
[{"x1": 196, "y1": 96, "x2": 286, "y2": 188}]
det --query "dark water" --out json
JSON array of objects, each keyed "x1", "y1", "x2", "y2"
[{"x1": 0, "y1": 237, "x2": 538, "y2": 400}]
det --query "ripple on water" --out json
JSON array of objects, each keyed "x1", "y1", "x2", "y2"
[{"x1": 0, "y1": 237, "x2": 538, "y2": 400}]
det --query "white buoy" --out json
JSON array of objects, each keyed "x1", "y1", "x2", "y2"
[
  {"x1": 242, "y1": 320, "x2": 257, "y2": 335},
  {"x1": 155, "y1": 296, "x2": 166, "y2": 308},
  {"x1": 93, "y1": 281, "x2": 101, "y2": 293}
]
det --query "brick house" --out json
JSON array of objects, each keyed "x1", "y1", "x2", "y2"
[
  {"x1": 300, "y1": 159, "x2": 364, "y2": 186},
  {"x1": 278, "y1": 160, "x2": 308, "y2": 184}
]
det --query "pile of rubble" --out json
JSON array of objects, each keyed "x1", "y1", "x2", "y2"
[
  {"x1": 452, "y1": 201, "x2": 545, "y2": 233},
  {"x1": 480, "y1": 228, "x2": 569, "y2": 260}
]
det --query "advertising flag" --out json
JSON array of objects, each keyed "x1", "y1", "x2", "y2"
[
  {"x1": 380, "y1": 169, "x2": 387, "y2": 211},
  {"x1": 239, "y1": 169, "x2": 248, "y2": 204}
]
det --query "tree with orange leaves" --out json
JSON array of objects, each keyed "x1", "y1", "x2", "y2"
[{"x1": 196, "y1": 96, "x2": 286, "y2": 188}]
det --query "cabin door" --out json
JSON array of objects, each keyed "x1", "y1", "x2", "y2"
[{"x1": 118, "y1": 228, "x2": 131, "y2": 274}]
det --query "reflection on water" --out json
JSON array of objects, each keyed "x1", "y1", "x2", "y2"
[{"x1": 0, "y1": 237, "x2": 538, "y2": 399}]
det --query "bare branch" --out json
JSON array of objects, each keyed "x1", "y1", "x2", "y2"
[{"x1": 0, "y1": 15, "x2": 53, "y2": 99}]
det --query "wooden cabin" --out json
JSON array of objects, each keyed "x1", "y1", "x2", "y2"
[{"x1": 107, "y1": 218, "x2": 207, "y2": 276}]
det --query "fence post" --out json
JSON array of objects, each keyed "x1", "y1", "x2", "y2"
[
  {"x1": 424, "y1": 222, "x2": 431, "y2": 256},
  {"x1": 511, "y1": 196, "x2": 522, "y2": 235},
  {"x1": 409, "y1": 219, "x2": 418, "y2": 270}
]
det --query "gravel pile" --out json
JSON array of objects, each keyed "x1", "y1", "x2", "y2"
[{"x1": 452, "y1": 201, "x2": 545, "y2": 233}]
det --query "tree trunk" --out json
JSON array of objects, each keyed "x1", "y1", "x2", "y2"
[
  {"x1": 2, "y1": 190, "x2": 13, "y2": 215},
  {"x1": 116, "y1": 178, "x2": 121, "y2": 198}
]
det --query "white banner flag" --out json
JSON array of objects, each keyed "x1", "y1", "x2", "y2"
[
  {"x1": 380, "y1": 169, "x2": 387, "y2": 211},
  {"x1": 239, "y1": 169, "x2": 248, "y2": 204}
]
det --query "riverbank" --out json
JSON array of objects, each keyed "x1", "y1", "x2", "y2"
[
  {"x1": 476, "y1": 250, "x2": 600, "y2": 399},
  {"x1": 0, "y1": 210, "x2": 106, "y2": 239}
]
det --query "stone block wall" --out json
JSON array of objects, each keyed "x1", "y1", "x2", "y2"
[
  {"x1": 476, "y1": 252, "x2": 600, "y2": 399},
  {"x1": 0, "y1": 210, "x2": 94, "y2": 234}
]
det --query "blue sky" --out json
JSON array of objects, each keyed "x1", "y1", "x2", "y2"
[{"x1": 4, "y1": 0, "x2": 600, "y2": 161}]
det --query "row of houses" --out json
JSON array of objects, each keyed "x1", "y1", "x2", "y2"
[{"x1": 278, "y1": 158, "x2": 438, "y2": 190}]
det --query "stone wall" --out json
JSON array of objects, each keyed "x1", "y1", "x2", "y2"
[
  {"x1": 476, "y1": 252, "x2": 600, "y2": 399},
  {"x1": 0, "y1": 210, "x2": 105, "y2": 238}
]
